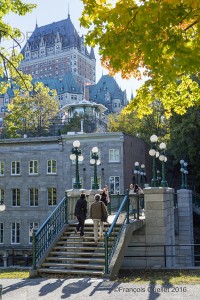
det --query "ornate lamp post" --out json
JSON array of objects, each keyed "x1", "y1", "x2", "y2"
[
  {"x1": 159, "y1": 142, "x2": 168, "y2": 187},
  {"x1": 184, "y1": 162, "x2": 188, "y2": 189},
  {"x1": 90, "y1": 146, "x2": 100, "y2": 189},
  {"x1": 134, "y1": 161, "x2": 140, "y2": 185},
  {"x1": 70, "y1": 140, "x2": 84, "y2": 189},
  {"x1": 149, "y1": 134, "x2": 159, "y2": 187},
  {"x1": 140, "y1": 164, "x2": 146, "y2": 188},
  {"x1": 180, "y1": 160, "x2": 188, "y2": 189}
]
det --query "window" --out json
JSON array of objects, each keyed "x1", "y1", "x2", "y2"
[
  {"x1": 12, "y1": 189, "x2": 20, "y2": 206},
  {"x1": 0, "y1": 189, "x2": 4, "y2": 205},
  {"x1": 0, "y1": 223, "x2": 3, "y2": 243},
  {"x1": 29, "y1": 188, "x2": 38, "y2": 206},
  {"x1": 109, "y1": 149, "x2": 120, "y2": 162},
  {"x1": 11, "y1": 222, "x2": 20, "y2": 244},
  {"x1": 109, "y1": 176, "x2": 120, "y2": 194},
  {"x1": 29, "y1": 160, "x2": 38, "y2": 175},
  {"x1": 11, "y1": 161, "x2": 20, "y2": 175},
  {"x1": 47, "y1": 160, "x2": 57, "y2": 174},
  {"x1": 0, "y1": 162, "x2": 4, "y2": 175},
  {"x1": 48, "y1": 188, "x2": 57, "y2": 206},
  {"x1": 29, "y1": 222, "x2": 39, "y2": 243},
  {"x1": 91, "y1": 177, "x2": 101, "y2": 189}
]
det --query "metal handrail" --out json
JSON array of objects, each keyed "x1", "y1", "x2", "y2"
[
  {"x1": 32, "y1": 192, "x2": 68, "y2": 270},
  {"x1": 105, "y1": 189, "x2": 130, "y2": 274}
]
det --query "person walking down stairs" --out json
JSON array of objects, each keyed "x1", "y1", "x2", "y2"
[
  {"x1": 90, "y1": 194, "x2": 108, "y2": 244},
  {"x1": 74, "y1": 192, "x2": 87, "y2": 238}
]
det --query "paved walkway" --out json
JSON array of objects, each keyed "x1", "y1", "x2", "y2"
[{"x1": 1, "y1": 278, "x2": 200, "y2": 300}]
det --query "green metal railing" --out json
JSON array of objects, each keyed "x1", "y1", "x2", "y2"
[
  {"x1": 32, "y1": 192, "x2": 69, "y2": 270},
  {"x1": 192, "y1": 191, "x2": 200, "y2": 207},
  {"x1": 105, "y1": 190, "x2": 130, "y2": 274},
  {"x1": 109, "y1": 193, "x2": 125, "y2": 214}
]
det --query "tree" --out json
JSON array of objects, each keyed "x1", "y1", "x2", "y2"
[
  {"x1": 108, "y1": 101, "x2": 170, "y2": 144},
  {"x1": 169, "y1": 107, "x2": 200, "y2": 191},
  {"x1": 4, "y1": 83, "x2": 59, "y2": 137},
  {"x1": 80, "y1": 0, "x2": 200, "y2": 116},
  {"x1": 0, "y1": 0, "x2": 36, "y2": 93}
]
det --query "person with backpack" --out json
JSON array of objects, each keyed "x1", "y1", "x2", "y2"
[{"x1": 74, "y1": 192, "x2": 87, "y2": 238}]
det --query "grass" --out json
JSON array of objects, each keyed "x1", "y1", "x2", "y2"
[
  {"x1": 1, "y1": 268, "x2": 200, "y2": 284},
  {"x1": 0, "y1": 268, "x2": 30, "y2": 279},
  {"x1": 118, "y1": 269, "x2": 200, "y2": 284}
]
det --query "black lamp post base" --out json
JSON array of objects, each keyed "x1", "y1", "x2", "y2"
[
  {"x1": 160, "y1": 181, "x2": 168, "y2": 187},
  {"x1": 73, "y1": 183, "x2": 82, "y2": 189},
  {"x1": 151, "y1": 179, "x2": 159, "y2": 187},
  {"x1": 92, "y1": 183, "x2": 99, "y2": 189}
]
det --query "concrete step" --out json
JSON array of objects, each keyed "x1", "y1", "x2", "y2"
[
  {"x1": 45, "y1": 257, "x2": 104, "y2": 263},
  {"x1": 38, "y1": 268, "x2": 104, "y2": 276},
  {"x1": 53, "y1": 245, "x2": 104, "y2": 251},
  {"x1": 49, "y1": 251, "x2": 105, "y2": 257},
  {"x1": 56, "y1": 240, "x2": 112, "y2": 246},
  {"x1": 41, "y1": 262, "x2": 104, "y2": 270}
]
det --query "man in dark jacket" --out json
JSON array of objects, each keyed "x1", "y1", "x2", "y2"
[{"x1": 74, "y1": 192, "x2": 87, "y2": 237}]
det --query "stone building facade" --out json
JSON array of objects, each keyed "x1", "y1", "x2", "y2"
[
  {"x1": 19, "y1": 14, "x2": 96, "y2": 87},
  {"x1": 0, "y1": 132, "x2": 151, "y2": 264}
]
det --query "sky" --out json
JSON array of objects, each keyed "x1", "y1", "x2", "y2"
[{"x1": 4, "y1": 0, "x2": 146, "y2": 99}]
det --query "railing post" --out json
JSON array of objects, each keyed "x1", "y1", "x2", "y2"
[
  {"x1": 136, "y1": 193, "x2": 140, "y2": 220},
  {"x1": 126, "y1": 190, "x2": 130, "y2": 224},
  {"x1": 105, "y1": 233, "x2": 108, "y2": 274},
  {"x1": 65, "y1": 191, "x2": 68, "y2": 224},
  {"x1": 32, "y1": 229, "x2": 36, "y2": 270}
]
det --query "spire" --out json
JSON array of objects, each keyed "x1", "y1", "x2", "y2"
[
  {"x1": 130, "y1": 90, "x2": 134, "y2": 100},
  {"x1": 68, "y1": 2, "x2": 70, "y2": 18},
  {"x1": 35, "y1": 17, "x2": 38, "y2": 28},
  {"x1": 90, "y1": 47, "x2": 95, "y2": 60}
]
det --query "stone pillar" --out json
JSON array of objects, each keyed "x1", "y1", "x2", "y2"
[
  {"x1": 176, "y1": 189, "x2": 194, "y2": 267},
  {"x1": 144, "y1": 187, "x2": 175, "y2": 268}
]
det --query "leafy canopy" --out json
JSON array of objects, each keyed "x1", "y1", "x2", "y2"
[
  {"x1": 80, "y1": 0, "x2": 200, "y2": 116},
  {"x1": 0, "y1": 0, "x2": 36, "y2": 93},
  {"x1": 4, "y1": 83, "x2": 59, "y2": 137}
]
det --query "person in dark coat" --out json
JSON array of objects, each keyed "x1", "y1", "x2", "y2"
[
  {"x1": 100, "y1": 190, "x2": 108, "y2": 206},
  {"x1": 74, "y1": 192, "x2": 87, "y2": 237}
]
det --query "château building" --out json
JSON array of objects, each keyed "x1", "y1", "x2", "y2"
[{"x1": 19, "y1": 14, "x2": 96, "y2": 88}]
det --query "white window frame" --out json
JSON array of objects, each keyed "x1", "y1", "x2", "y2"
[
  {"x1": 29, "y1": 188, "x2": 38, "y2": 207},
  {"x1": 11, "y1": 222, "x2": 20, "y2": 244},
  {"x1": 0, "y1": 161, "x2": 5, "y2": 176},
  {"x1": 47, "y1": 160, "x2": 57, "y2": 174},
  {"x1": 109, "y1": 176, "x2": 120, "y2": 194},
  {"x1": 47, "y1": 187, "x2": 57, "y2": 206},
  {"x1": 109, "y1": 149, "x2": 120, "y2": 162},
  {"x1": 12, "y1": 188, "x2": 20, "y2": 207},
  {"x1": 0, "y1": 223, "x2": 3, "y2": 244},
  {"x1": 11, "y1": 161, "x2": 20, "y2": 175},
  {"x1": 29, "y1": 222, "x2": 39, "y2": 244},
  {"x1": 29, "y1": 160, "x2": 38, "y2": 175}
]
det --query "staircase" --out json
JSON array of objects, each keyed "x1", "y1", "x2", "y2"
[{"x1": 37, "y1": 222, "x2": 121, "y2": 276}]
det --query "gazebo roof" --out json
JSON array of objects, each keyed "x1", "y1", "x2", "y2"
[{"x1": 61, "y1": 99, "x2": 107, "y2": 113}]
